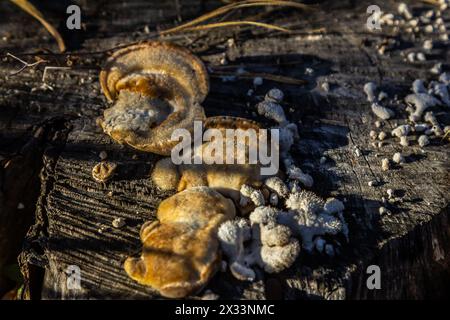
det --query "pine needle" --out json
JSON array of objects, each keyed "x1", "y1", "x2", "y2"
[
  {"x1": 10, "y1": 0, "x2": 66, "y2": 52},
  {"x1": 179, "y1": 21, "x2": 291, "y2": 33},
  {"x1": 160, "y1": 0, "x2": 310, "y2": 35}
]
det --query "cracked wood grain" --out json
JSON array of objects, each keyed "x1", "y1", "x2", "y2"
[{"x1": 0, "y1": 0, "x2": 448, "y2": 299}]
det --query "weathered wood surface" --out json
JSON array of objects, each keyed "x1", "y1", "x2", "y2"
[{"x1": 0, "y1": 0, "x2": 449, "y2": 299}]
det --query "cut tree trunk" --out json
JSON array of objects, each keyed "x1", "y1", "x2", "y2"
[{"x1": 0, "y1": 0, "x2": 448, "y2": 299}]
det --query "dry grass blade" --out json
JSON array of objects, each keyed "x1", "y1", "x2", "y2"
[
  {"x1": 179, "y1": 21, "x2": 291, "y2": 33},
  {"x1": 160, "y1": 0, "x2": 311, "y2": 35},
  {"x1": 10, "y1": 0, "x2": 66, "y2": 52}
]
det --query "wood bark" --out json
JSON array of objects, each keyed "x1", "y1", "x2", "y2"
[{"x1": 0, "y1": 0, "x2": 448, "y2": 299}]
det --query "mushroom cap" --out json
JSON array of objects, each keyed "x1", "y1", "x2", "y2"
[
  {"x1": 100, "y1": 41, "x2": 209, "y2": 104},
  {"x1": 98, "y1": 42, "x2": 209, "y2": 155}
]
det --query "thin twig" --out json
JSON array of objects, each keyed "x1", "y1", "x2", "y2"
[
  {"x1": 42, "y1": 66, "x2": 71, "y2": 83},
  {"x1": 6, "y1": 52, "x2": 47, "y2": 75}
]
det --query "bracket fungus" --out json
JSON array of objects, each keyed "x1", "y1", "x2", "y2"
[
  {"x1": 151, "y1": 116, "x2": 268, "y2": 202},
  {"x1": 98, "y1": 42, "x2": 209, "y2": 155},
  {"x1": 124, "y1": 187, "x2": 235, "y2": 298}
]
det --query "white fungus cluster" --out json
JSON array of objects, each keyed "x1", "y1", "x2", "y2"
[
  {"x1": 218, "y1": 88, "x2": 350, "y2": 282},
  {"x1": 218, "y1": 208, "x2": 300, "y2": 278},
  {"x1": 256, "y1": 88, "x2": 314, "y2": 188},
  {"x1": 219, "y1": 189, "x2": 348, "y2": 280},
  {"x1": 406, "y1": 74, "x2": 450, "y2": 122},
  {"x1": 256, "y1": 88, "x2": 288, "y2": 125},
  {"x1": 240, "y1": 184, "x2": 265, "y2": 207},
  {"x1": 278, "y1": 191, "x2": 347, "y2": 252},
  {"x1": 380, "y1": 2, "x2": 449, "y2": 42},
  {"x1": 363, "y1": 82, "x2": 395, "y2": 120}
]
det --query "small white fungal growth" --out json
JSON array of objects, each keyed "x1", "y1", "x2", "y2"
[
  {"x1": 407, "y1": 52, "x2": 416, "y2": 63},
  {"x1": 391, "y1": 124, "x2": 411, "y2": 138},
  {"x1": 265, "y1": 177, "x2": 289, "y2": 199},
  {"x1": 286, "y1": 164, "x2": 314, "y2": 188},
  {"x1": 253, "y1": 77, "x2": 263, "y2": 86},
  {"x1": 387, "y1": 189, "x2": 394, "y2": 199},
  {"x1": 378, "y1": 131, "x2": 387, "y2": 141},
  {"x1": 391, "y1": 125, "x2": 410, "y2": 147},
  {"x1": 414, "y1": 123, "x2": 429, "y2": 132},
  {"x1": 288, "y1": 180, "x2": 302, "y2": 193},
  {"x1": 250, "y1": 190, "x2": 265, "y2": 207},
  {"x1": 321, "y1": 81, "x2": 330, "y2": 92},
  {"x1": 305, "y1": 67, "x2": 314, "y2": 75},
  {"x1": 430, "y1": 63, "x2": 443, "y2": 75},
  {"x1": 247, "y1": 207, "x2": 301, "y2": 274},
  {"x1": 218, "y1": 219, "x2": 255, "y2": 281},
  {"x1": 323, "y1": 198, "x2": 345, "y2": 215},
  {"x1": 378, "y1": 91, "x2": 388, "y2": 101},
  {"x1": 371, "y1": 103, "x2": 395, "y2": 120},
  {"x1": 240, "y1": 184, "x2": 265, "y2": 207},
  {"x1": 240, "y1": 184, "x2": 254, "y2": 198},
  {"x1": 412, "y1": 79, "x2": 427, "y2": 94},
  {"x1": 368, "y1": 180, "x2": 377, "y2": 187},
  {"x1": 257, "y1": 101, "x2": 287, "y2": 125},
  {"x1": 424, "y1": 111, "x2": 443, "y2": 136},
  {"x1": 400, "y1": 136, "x2": 409, "y2": 147},
  {"x1": 381, "y1": 158, "x2": 390, "y2": 171},
  {"x1": 398, "y1": 3, "x2": 413, "y2": 20},
  {"x1": 416, "y1": 52, "x2": 426, "y2": 61},
  {"x1": 418, "y1": 135, "x2": 430, "y2": 147},
  {"x1": 285, "y1": 191, "x2": 324, "y2": 213},
  {"x1": 431, "y1": 83, "x2": 450, "y2": 106},
  {"x1": 370, "y1": 130, "x2": 377, "y2": 140},
  {"x1": 112, "y1": 217, "x2": 126, "y2": 228},
  {"x1": 278, "y1": 123, "x2": 299, "y2": 156},
  {"x1": 265, "y1": 88, "x2": 284, "y2": 103},
  {"x1": 278, "y1": 191, "x2": 345, "y2": 252},
  {"x1": 424, "y1": 25, "x2": 434, "y2": 33},
  {"x1": 364, "y1": 82, "x2": 378, "y2": 102},
  {"x1": 314, "y1": 237, "x2": 326, "y2": 253},
  {"x1": 439, "y1": 72, "x2": 450, "y2": 85},
  {"x1": 405, "y1": 93, "x2": 440, "y2": 122},
  {"x1": 423, "y1": 39, "x2": 433, "y2": 50},
  {"x1": 392, "y1": 152, "x2": 405, "y2": 164}
]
